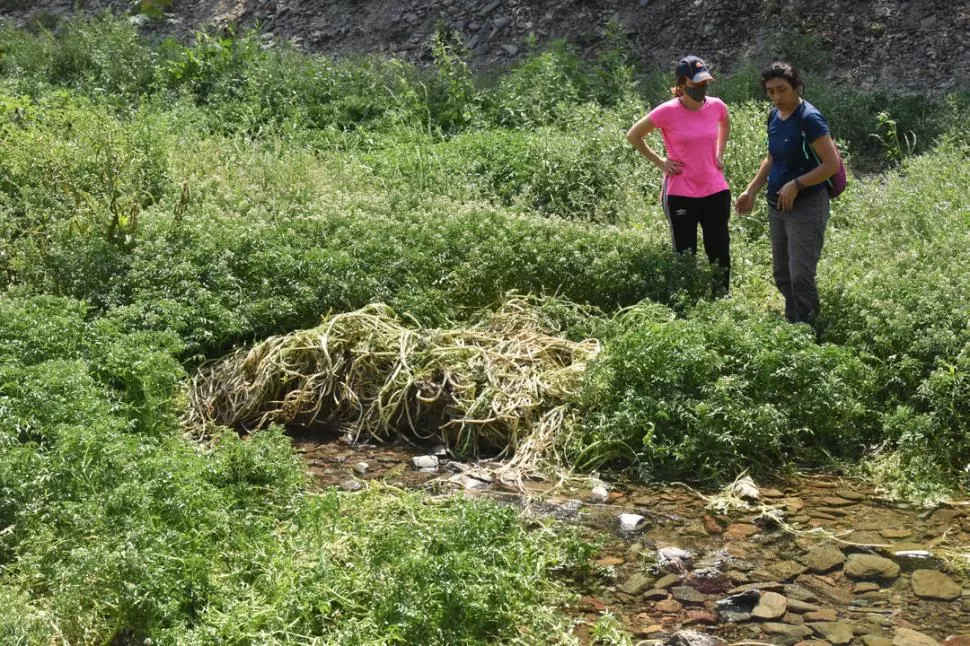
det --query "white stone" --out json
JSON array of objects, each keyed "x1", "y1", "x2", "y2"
[
  {"x1": 412, "y1": 455, "x2": 439, "y2": 470},
  {"x1": 589, "y1": 486, "x2": 609, "y2": 503},
  {"x1": 618, "y1": 513, "x2": 646, "y2": 532}
]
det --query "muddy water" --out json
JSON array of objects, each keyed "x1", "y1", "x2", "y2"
[{"x1": 292, "y1": 431, "x2": 970, "y2": 645}]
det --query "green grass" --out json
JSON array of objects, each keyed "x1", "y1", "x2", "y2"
[{"x1": 0, "y1": 14, "x2": 968, "y2": 642}]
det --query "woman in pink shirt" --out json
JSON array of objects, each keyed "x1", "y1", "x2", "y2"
[{"x1": 626, "y1": 55, "x2": 732, "y2": 296}]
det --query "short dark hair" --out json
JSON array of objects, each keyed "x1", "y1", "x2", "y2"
[{"x1": 760, "y1": 61, "x2": 803, "y2": 93}]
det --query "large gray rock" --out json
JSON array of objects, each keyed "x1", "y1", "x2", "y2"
[
  {"x1": 910, "y1": 569, "x2": 962, "y2": 600},
  {"x1": 844, "y1": 554, "x2": 900, "y2": 581}
]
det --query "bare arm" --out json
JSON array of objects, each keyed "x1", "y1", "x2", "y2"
[
  {"x1": 735, "y1": 154, "x2": 772, "y2": 214},
  {"x1": 626, "y1": 115, "x2": 682, "y2": 176},
  {"x1": 716, "y1": 112, "x2": 730, "y2": 169},
  {"x1": 776, "y1": 134, "x2": 839, "y2": 211}
]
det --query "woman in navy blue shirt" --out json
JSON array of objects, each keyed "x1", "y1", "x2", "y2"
[{"x1": 735, "y1": 62, "x2": 840, "y2": 326}]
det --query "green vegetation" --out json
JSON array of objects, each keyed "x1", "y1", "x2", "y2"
[{"x1": 0, "y1": 13, "x2": 968, "y2": 642}]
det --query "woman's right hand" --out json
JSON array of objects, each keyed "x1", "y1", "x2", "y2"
[
  {"x1": 660, "y1": 158, "x2": 684, "y2": 176},
  {"x1": 735, "y1": 190, "x2": 754, "y2": 214}
]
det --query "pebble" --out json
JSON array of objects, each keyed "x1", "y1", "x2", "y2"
[
  {"x1": 340, "y1": 479, "x2": 363, "y2": 492},
  {"x1": 412, "y1": 455, "x2": 439, "y2": 470},
  {"x1": 589, "y1": 486, "x2": 609, "y2": 503},
  {"x1": 353, "y1": 461, "x2": 369, "y2": 475}
]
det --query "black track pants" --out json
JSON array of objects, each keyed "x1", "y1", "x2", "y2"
[{"x1": 662, "y1": 187, "x2": 731, "y2": 295}]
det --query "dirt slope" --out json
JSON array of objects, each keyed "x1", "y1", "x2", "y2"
[{"x1": 2, "y1": 0, "x2": 967, "y2": 93}]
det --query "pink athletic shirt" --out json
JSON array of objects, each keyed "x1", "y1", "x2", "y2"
[{"x1": 646, "y1": 97, "x2": 729, "y2": 198}]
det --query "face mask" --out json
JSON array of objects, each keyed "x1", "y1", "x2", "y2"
[{"x1": 684, "y1": 84, "x2": 708, "y2": 102}]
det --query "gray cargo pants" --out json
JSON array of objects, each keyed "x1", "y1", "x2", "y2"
[{"x1": 768, "y1": 188, "x2": 830, "y2": 324}]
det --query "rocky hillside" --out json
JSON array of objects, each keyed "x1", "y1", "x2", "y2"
[{"x1": 1, "y1": 0, "x2": 967, "y2": 93}]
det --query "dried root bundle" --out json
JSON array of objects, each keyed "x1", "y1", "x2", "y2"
[{"x1": 185, "y1": 298, "x2": 599, "y2": 461}]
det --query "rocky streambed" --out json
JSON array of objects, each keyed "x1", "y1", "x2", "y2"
[{"x1": 292, "y1": 430, "x2": 970, "y2": 645}]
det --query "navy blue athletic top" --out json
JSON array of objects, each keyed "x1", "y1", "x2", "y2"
[{"x1": 766, "y1": 100, "x2": 830, "y2": 206}]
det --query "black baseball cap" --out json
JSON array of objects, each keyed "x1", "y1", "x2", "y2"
[{"x1": 676, "y1": 56, "x2": 714, "y2": 83}]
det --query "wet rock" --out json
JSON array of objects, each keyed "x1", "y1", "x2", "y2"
[
  {"x1": 889, "y1": 548, "x2": 942, "y2": 571},
  {"x1": 684, "y1": 609, "x2": 717, "y2": 625},
  {"x1": 763, "y1": 623, "x2": 814, "y2": 639},
  {"x1": 665, "y1": 629, "x2": 726, "y2": 646},
  {"x1": 762, "y1": 488, "x2": 785, "y2": 498},
  {"x1": 715, "y1": 589, "x2": 760, "y2": 622},
  {"x1": 804, "y1": 609, "x2": 839, "y2": 622},
  {"x1": 703, "y1": 514, "x2": 725, "y2": 534},
  {"x1": 657, "y1": 547, "x2": 694, "y2": 572},
  {"x1": 853, "y1": 582, "x2": 881, "y2": 593},
  {"x1": 786, "y1": 598, "x2": 820, "y2": 613},
  {"x1": 340, "y1": 479, "x2": 363, "y2": 491},
  {"x1": 620, "y1": 572, "x2": 653, "y2": 595},
  {"x1": 844, "y1": 554, "x2": 900, "y2": 581},
  {"x1": 879, "y1": 528, "x2": 913, "y2": 539},
  {"x1": 752, "y1": 590, "x2": 788, "y2": 619},
  {"x1": 589, "y1": 486, "x2": 609, "y2": 503},
  {"x1": 820, "y1": 496, "x2": 856, "y2": 507},
  {"x1": 684, "y1": 567, "x2": 732, "y2": 594},
  {"x1": 644, "y1": 589, "x2": 670, "y2": 600},
  {"x1": 655, "y1": 573, "x2": 682, "y2": 588},
  {"x1": 809, "y1": 620, "x2": 855, "y2": 644},
  {"x1": 862, "y1": 637, "x2": 893, "y2": 646},
  {"x1": 794, "y1": 641, "x2": 832, "y2": 646},
  {"x1": 910, "y1": 569, "x2": 961, "y2": 600},
  {"x1": 795, "y1": 575, "x2": 854, "y2": 604},
  {"x1": 594, "y1": 556, "x2": 624, "y2": 567},
  {"x1": 412, "y1": 455, "x2": 439, "y2": 470},
  {"x1": 353, "y1": 461, "x2": 369, "y2": 475},
  {"x1": 656, "y1": 598, "x2": 683, "y2": 613},
  {"x1": 784, "y1": 583, "x2": 820, "y2": 602},
  {"x1": 835, "y1": 488, "x2": 865, "y2": 501},
  {"x1": 724, "y1": 523, "x2": 759, "y2": 540},
  {"x1": 784, "y1": 612, "x2": 805, "y2": 625},
  {"x1": 942, "y1": 637, "x2": 970, "y2": 646},
  {"x1": 619, "y1": 513, "x2": 647, "y2": 532},
  {"x1": 892, "y1": 627, "x2": 940, "y2": 646},
  {"x1": 800, "y1": 544, "x2": 846, "y2": 573},
  {"x1": 857, "y1": 589, "x2": 891, "y2": 603},
  {"x1": 671, "y1": 585, "x2": 707, "y2": 603},
  {"x1": 765, "y1": 560, "x2": 809, "y2": 582},
  {"x1": 785, "y1": 497, "x2": 806, "y2": 513},
  {"x1": 499, "y1": 43, "x2": 517, "y2": 56}
]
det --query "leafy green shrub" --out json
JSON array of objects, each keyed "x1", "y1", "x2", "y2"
[{"x1": 571, "y1": 298, "x2": 877, "y2": 482}]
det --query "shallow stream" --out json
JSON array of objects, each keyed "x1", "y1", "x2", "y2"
[{"x1": 292, "y1": 430, "x2": 970, "y2": 645}]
